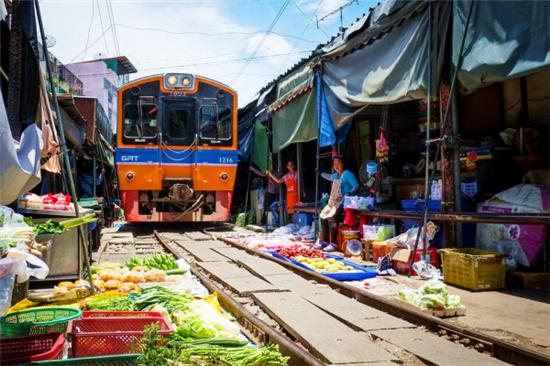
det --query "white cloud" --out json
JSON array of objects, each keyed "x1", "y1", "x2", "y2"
[{"x1": 245, "y1": 33, "x2": 296, "y2": 60}]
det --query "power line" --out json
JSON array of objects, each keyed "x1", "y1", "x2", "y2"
[
  {"x1": 230, "y1": 0, "x2": 291, "y2": 85},
  {"x1": 70, "y1": 24, "x2": 113, "y2": 63},
  {"x1": 294, "y1": 1, "x2": 329, "y2": 38},
  {"x1": 114, "y1": 23, "x2": 318, "y2": 43},
  {"x1": 67, "y1": 50, "x2": 314, "y2": 77},
  {"x1": 96, "y1": 0, "x2": 110, "y2": 55},
  {"x1": 82, "y1": 0, "x2": 96, "y2": 61},
  {"x1": 105, "y1": 0, "x2": 120, "y2": 55}
]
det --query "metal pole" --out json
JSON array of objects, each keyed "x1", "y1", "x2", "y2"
[
  {"x1": 313, "y1": 72, "x2": 322, "y2": 240},
  {"x1": 35, "y1": 0, "x2": 95, "y2": 293},
  {"x1": 92, "y1": 153, "x2": 97, "y2": 197},
  {"x1": 277, "y1": 151, "x2": 285, "y2": 225},
  {"x1": 421, "y1": 1, "x2": 433, "y2": 265},
  {"x1": 296, "y1": 142, "x2": 303, "y2": 202},
  {"x1": 408, "y1": 0, "x2": 474, "y2": 277},
  {"x1": 451, "y1": 90, "x2": 462, "y2": 246}
]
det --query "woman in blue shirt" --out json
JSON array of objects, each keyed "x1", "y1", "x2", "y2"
[{"x1": 316, "y1": 155, "x2": 359, "y2": 251}]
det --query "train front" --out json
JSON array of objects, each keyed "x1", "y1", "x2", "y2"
[{"x1": 115, "y1": 73, "x2": 238, "y2": 222}]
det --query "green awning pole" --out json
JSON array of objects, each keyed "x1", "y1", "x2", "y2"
[{"x1": 35, "y1": 0, "x2": 95, "y2": 294}]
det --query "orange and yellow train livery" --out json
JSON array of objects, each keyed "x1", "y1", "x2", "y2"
[{"x1": 115, "y1": 73, "x2": 238, "y2": 222}]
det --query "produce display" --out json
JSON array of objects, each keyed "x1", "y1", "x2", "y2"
[
  {"x1": 397, "y1": 279, "x2": 462, "y2": 310},
  {"x1": 126, "y1": 253, "x2": 179, "y2": 271},
  {"x1": 137, "y1": 323, "x2": 289, "y2": 366},
  {"x1": 294, "y1": 257, "x2": 355, "y2": 273},
  {"x1": 3, "y1": 236, "x2": 289, "y2": 365},
  {"x1": 276, "y1": 246, "x2": 325, "y2": 259}
]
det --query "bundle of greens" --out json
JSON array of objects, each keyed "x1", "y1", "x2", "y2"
[
  {"x1": 84, "y1": 294, "x2": 135, "y2": 311},
  {"x1": 126, "y1": 253, "x2": 179, "y2": 271},
  {"x1": 397, "y1": 279, "x2": 462, "y2": 309},
  {"x1": 33, "y1": 220, "x2": 66, "y2": 235},
  {"x1": 136, "y1": 324, "x2": 289, "y2": 366},
  {"x1": 133, "y1": 286, "x2": 193, "y2": 314}
]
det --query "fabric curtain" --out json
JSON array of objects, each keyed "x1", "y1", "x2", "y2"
[
  {"x1": 0, "y1": 91, "x2": 42, "y2": 204},
  {"x1": 454, "y1": 0, "x2": 550, "y2": 93},
  {"x1": 251, "y1": 120, "x2": 270, "y2": 172},
  {"x1": 272, "y1": 89, "x2": 317, "y2": 153},
  {"x1": 322, "y1": 1, "x2": 450, "y2": 107}
]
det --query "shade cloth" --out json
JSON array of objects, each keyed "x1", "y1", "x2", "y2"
[
  {"x1": 251, "y1": 120, "x2": 270, "y2": 172},
  {"x1": 454, "y1": 0, "x2": 550, "y2": 93}
]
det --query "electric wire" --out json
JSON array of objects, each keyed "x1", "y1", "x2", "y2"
[
  {"x1": 96, "y1": 0, "x2": 110, "y2": 55},
  {"x1": 114, "y1": 23, "x2": 318, "y2": 43},
  {"x1": 82, "y1": 0, "x2": 96, "y2": 61},
  {"x1": 230, "y1": 0, "x2": 291, "y2": 85},
  {"x1": 70, "y1": 24, "x2": 113, "y2": 62},
  {"x1": 105, "y1": 0, "x2": 121, "y2": 55}
]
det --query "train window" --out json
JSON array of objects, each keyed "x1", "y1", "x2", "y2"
[
  {"x1": 163, "y1": 100, "x2": 195, "y2": 145},
  {"x1": 199, "y1": 105, "x2": 231, "y2": 141},
  {"x1": 123, "y1": 101, "x2": 158, "y2": 140}
]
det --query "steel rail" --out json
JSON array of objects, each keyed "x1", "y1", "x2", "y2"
[
  {"x1": 208, "y1": 233, "x2": 550, "y2": 366},
  {"x1": 153, "y1": 230, "x2": 325, "y2": 366}
]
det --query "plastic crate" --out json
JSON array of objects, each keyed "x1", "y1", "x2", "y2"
[
  {"x1": 31, "y1": 354, "x2": 141, "y2": 366},
  {"x1": 1, "y1": 307, "x2": 82, "y2": 338},
  {"x1": 440, "y1": 248, "x2": 506, "y2": 291},
  {"x1": 68, "y1": 317, "x2": 173, "y2": 357},
  {"x1": 1, "y1": 332, "x2": 65, "y2": 364},
  {"x1": 290, "y1": 254, "x2": 377, "y2": 281},
  {"x1": 401, "y1": 199, "x2": 442, "y2": 212},
  {"x1": 82, "y1": 311, "x2": 162, "y2": 318}
]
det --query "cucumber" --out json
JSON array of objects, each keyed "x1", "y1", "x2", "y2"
[{"x1": 165, "y1": 268, "x2": 187, "y2": 275}]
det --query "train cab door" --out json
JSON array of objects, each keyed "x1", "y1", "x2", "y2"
[{"x1": 160, "y1": 98, "x2": 197, "y2": 181}]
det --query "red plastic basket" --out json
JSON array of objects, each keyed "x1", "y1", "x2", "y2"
[
  {"x1": 1, "y1": 332, "x2": 65, "y2": 364},
  {"x1": 68, "y1": 317, "x2": 173, "y2": 357},
  {"x1": 82, "y1": 311, "x2": 163, "y2": 318}
]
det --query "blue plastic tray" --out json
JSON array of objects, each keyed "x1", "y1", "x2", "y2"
[{"x1": 271, "y1": 251, "x2": 376, "y2": 281}]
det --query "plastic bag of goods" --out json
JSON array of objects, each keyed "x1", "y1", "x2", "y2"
[
  {"x1": 0, "y1": 258, "x2": 18, "y2": 315},
  {"x1": 477, "y1": 184, "x2": 549, "y2": 267}
]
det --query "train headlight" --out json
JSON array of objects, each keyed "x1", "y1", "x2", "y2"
[
  {"x1": 220, "y1": 173, "x2": 229, "y2": 182},
  {"x1": 166, "y1": 74, "x2": 178, "y2": 86},
  {"x1": 125, "y1": 172, "x2": 135, "y2": 181},
  {"x1": 182, "y1": 76, "x2": 191, "y2": 86}
]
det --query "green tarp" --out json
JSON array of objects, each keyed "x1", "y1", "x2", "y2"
[
  {"x1": 454, "y1": 0, "x2": 550, "y2": 93},
  {"x1": 272, "y1": 89, "x2": 317, "y2": 153},
  {"x1": 251, "y1": 120, "x2": 270, "y2": 172}
]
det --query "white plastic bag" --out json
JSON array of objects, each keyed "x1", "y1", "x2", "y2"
[
  {"x1": 6, "y1": 248, "x2": 49, "y2": 281},
  {"x1": 0, "y1": 258, "x2": 17, "y2": 315}
]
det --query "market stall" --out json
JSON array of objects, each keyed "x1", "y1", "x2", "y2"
[{"x1": 0, "y1": 251, "x2": 289, "y2": 365}]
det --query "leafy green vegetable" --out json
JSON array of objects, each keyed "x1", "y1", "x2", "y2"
[
  {"x1": 84, "y1": 295, "x2": 135, "y2": 311},
  {"x1": 136, "y1": 324, "x2": 289, "y2": 366},
  {"x1": 143, "y1": 253, "x2": 178, "y2": 270},
  {"x1": 133, "y1": 286, "x2": 193, "y2": 315},
  {"x1": 33, "y1": 220, "x2": 66, "y2": 235}
]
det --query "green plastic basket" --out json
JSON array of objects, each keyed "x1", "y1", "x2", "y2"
[
  {"x1": 31, "y1": 354, "x2": 141, "y2": 366},
  {"x1": 1, "y1": 307, "x2": 82, "y2": 337}
]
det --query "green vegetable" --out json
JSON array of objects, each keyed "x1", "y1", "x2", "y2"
[
  {"x1": 126, "y1": 256, "x2": 144, "y2": 269},
  {"x1": 165, "y1": 268, "x2": 187, "y2": 275},
  {"x1": 60, "y1": 214, "x2": 97, "y2": 229},
  {"x1": 33, "y1": 220, "x2": 66, "y2": 235},
  {"x1": 143, "y1": 253, "x2": 178, "y2": 270},
  {"x1": 84, "y1": 295, "x2": 135, "y2": 311},
  {"x1": 133, "y1": 286, "x2": 192, "y2": 315},
  {"x1": 136, "y1": 324, "x2": 289, "y2": 366}
]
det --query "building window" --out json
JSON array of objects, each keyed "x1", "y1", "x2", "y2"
[
  {"x1": 108, "y1": 91, "x2": 113, "y2": 103},
  {"x1": 104, "y1": 78, "x2": 111, "y2": 90}
]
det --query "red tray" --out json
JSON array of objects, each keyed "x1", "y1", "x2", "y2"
[
  {"x1": 68, "y1": 317, "x2": 173, "y2": 357},
  {"x1": 82, "y1": 311, "x2": 163, "y2": 318},
  {"x1": 1, "y1": 332, "x2": 65, "y2": 364}
]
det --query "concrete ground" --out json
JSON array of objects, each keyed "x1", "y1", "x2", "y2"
[{"x1": 352, "y1": 273, "x2": 550, "y2": 356}]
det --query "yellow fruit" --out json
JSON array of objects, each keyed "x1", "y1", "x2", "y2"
[{"x1": 326, "y1": 258, "x2": 336, "y2": 263}]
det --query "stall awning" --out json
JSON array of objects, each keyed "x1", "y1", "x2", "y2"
[
  {"x1": 454, "y1": 0, "x2": 550, "y2": 93},
  {"x1": 322, "y1": 0, "x2": 450, "y2": 107},
  {"x1": 251, "y1": 120, "x2": 270, "y2": 172}
]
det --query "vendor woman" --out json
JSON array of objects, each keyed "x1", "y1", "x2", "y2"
[
  {"x1": 316, "y1": 155, "x2": 359, "y2": 251},
  {"x1": 267, "y1": 160, "x2": 299, "y2": 217}
]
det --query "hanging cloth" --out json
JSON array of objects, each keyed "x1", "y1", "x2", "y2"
[{"x1": 36, "y1": 71, "x2": 61, "y2": 173}]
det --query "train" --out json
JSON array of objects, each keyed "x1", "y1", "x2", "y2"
[{"x1": 115, "y1": 73, "x2": 238, "y2": 222}]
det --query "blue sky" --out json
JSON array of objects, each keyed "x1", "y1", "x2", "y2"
[{"x1": 41, "y1": 0, "x2": 378, "y2": 105}]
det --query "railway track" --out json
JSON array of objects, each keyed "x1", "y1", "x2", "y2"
[{"x1": 97, "y1": 226, "x2": 550, "y2": 366}]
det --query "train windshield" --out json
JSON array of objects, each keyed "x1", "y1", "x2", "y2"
[
  {"x1": 163, "y1": 100, "x2": 195, "y2": 145},
  {"x1": 123, "y1": 97, "x2": 158, "y2": 142},
  {"x1": 199, "y1": 104, "x2": 232, "y2": 142}
]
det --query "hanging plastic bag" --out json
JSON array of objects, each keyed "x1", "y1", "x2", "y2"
[
  {"x1": 0, "y1": 258, "x2": 18, "y2": 315},
  {"x1": 6, "y1": 248, "x2": 50, "y2": 281}
]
